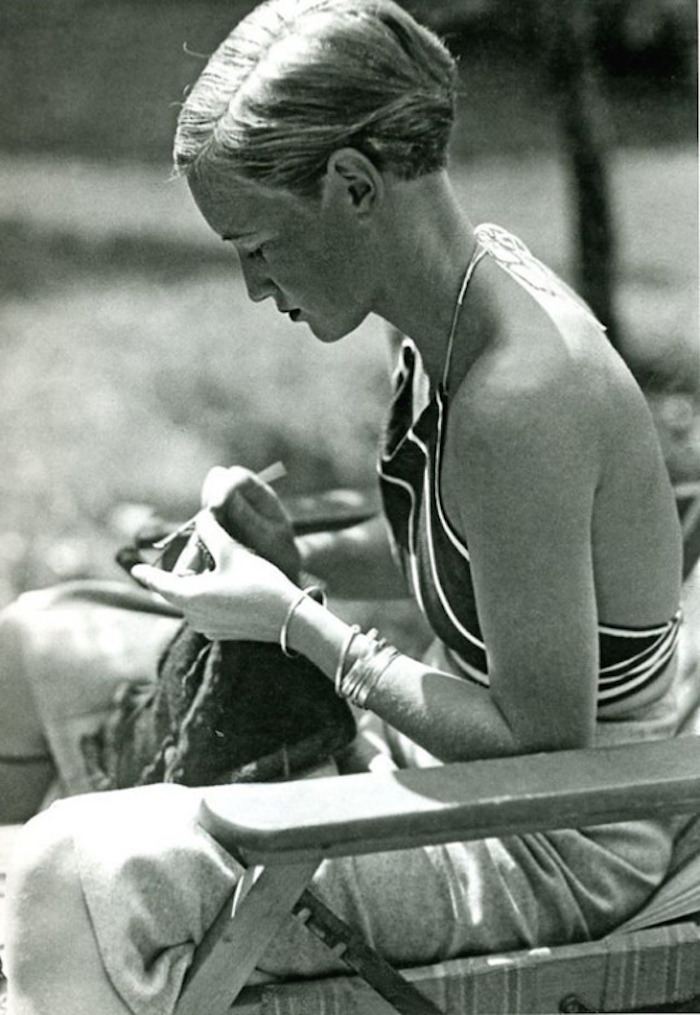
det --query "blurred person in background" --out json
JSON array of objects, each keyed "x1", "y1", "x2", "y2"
[{"x1": 4, "y1": 1, "x2": 694, "y2": 1012}]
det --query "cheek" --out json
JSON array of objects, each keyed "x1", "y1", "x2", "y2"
[
  {"x1": 319, "y1": 224, "x2": 363, "y2": 294},
  {"x1": 284, "y1": 216, "x2": 363, "y2": 309},
  {"x1": 295, "y1": 243, "x2": 345, "y2": 302}
]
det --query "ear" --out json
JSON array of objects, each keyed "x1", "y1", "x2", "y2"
[{"x1": 323, "y1": 148, "x2": 383, "y2": 215}]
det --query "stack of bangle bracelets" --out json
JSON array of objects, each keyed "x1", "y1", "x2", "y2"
[{"x1": 280, "y1": 587, "x2": 400, "y2": 709}]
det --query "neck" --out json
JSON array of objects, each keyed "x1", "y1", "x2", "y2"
[{"x1": 371, "y1": 171, "x2": 478, "y2": 387}]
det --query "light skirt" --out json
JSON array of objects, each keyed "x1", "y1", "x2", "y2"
[{"x1": 7, "y1": 582, "x2": 696, "y2": 1015}]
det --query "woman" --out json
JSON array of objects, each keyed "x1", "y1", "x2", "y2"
[{"x1": 5, "y1": 0, "x2": 689, "y2": 1012}]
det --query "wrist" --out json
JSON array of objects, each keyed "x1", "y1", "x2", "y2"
[
  {"x1": 298, "y1": 569, "x2": 328, "y2": 598},
  {"x1": 279, "y1": 583, "x2": 326, "y2": 657},
  {"x1": 283, "y1": 589, "x2": 350, "y2": 674}
]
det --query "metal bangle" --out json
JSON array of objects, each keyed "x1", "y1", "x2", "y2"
[
  {"x1": 279, "y1": 585, "x2": 325, "y2": 658},
  {"x1": 354, "y1": 646, "x2": 401, "y2": 709},
  {"x1": 340, "y1": 643, "x2": 401, "y2": 709},
  {"x1": 334, "y1": 624, "x2": 362, "y2": 695}
]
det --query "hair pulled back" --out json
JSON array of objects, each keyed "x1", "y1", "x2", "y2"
[{"x1": 173, "y1": 0, "x2": 457, "y2": 196}]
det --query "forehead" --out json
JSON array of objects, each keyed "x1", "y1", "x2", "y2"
[{"x1": 188, "y1": 169, "x2": 313, "y2": 240}]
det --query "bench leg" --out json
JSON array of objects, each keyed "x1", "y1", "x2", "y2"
[{"x1": 175, "y1": 860, "x2": 320, "y2": 1015}]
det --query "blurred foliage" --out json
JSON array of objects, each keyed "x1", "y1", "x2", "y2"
[
  {"x1": 0, "y1": 0, "x2": 696, "y2": 162},
  {"x1": 0, "y1": 149, "x2": 696, "y2": 606},
  {"x1": 0, "y1": 0, "x2": 696, "y2": 606},
  {"x1": 592, "y1": 0, "x2": 696, "y2": 78},
  {"x1": 413, "y1": 0, "x2": 696, "y2": 83}
]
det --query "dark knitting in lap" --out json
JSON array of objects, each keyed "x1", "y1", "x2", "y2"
[{"x1": 81, "y1": 623, "x2": 356, "y2": 789}]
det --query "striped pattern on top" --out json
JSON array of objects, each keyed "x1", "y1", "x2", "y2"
[{"x1": 378, "y1": 228, "x2": 680, "y2": 707}]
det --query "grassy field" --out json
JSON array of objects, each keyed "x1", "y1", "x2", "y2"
[{"x1": 0, "y1": 144, "x2": 697, "y2": 610}]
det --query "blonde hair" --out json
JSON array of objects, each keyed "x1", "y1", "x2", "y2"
[{"x1": 173, "y1": 0, "x2": 457, "y2": 196}]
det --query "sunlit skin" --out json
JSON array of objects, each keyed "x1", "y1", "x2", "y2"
[
  {"x1": 189, "y1": 171, "x2": 371, "y2": 341},
  {"x1": 135, "y1": 146, "x2": 684, "y2": 760},
  {"x1": 5, "y1": 155, "x2": 689, "y2": 1015},
  {"x1": 188, "y1": 149, "x2": 479, "y2": 378},
  {"x1": 2, "y1": 2, "x2": 689, "y2": 1006}
]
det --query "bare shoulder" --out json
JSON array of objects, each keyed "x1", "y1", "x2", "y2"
[
  {"x1": 452, "y1": 340, "x2": 599, "y2": 479},
  {"x1": 442, "y1": 261, "x2": 681, "y2": 622},
  {"x1": 457, "y1": 253, "x2": 626, "y2": 452}
]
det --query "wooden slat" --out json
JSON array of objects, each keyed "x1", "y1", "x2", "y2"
[
  {"x1": 199, "y1": 738, "x2": 700, "y2": 866},
  {"x1": 290, "y1": 888, "x2": 444, "y2": 1015},
  {"x1": 175, "y1": 859, "x2": 319, "y2": 1015},
  {"x1": 231, "y1": 923, "x2": 700, "y2": 1015}
]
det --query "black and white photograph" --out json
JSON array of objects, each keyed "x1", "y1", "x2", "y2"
[{"x1": 0, "y1": 2, "x2": 698, "y2": 1012}]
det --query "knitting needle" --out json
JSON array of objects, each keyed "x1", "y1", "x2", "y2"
[{"x1": 150, "y1": 460, "x2": 287, "y2": 552}]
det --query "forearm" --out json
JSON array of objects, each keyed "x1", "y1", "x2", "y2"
[
  {"x1": 287, "y1": 595, "x2": 523, "y2": 763},
  {"x1": 298, "y1": 513, "x2": 408, "y2": 600}
]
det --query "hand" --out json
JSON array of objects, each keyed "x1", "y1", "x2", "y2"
[
  {"x1": 201, "y1": 466, "x2": 301, "y2": 581},
  {"x1": 131, "y1": 509, "x2": 298, "y2": 643}
]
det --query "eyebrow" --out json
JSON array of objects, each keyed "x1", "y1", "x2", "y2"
[{"x1": 221, "y1": 231, "x2": 255, "y2": 242}]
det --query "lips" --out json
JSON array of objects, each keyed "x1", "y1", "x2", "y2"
[{"x1": 277, "y1": 305, "x2": 303, "y2": 322}]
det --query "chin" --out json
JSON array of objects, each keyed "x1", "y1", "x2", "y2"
[
  {"x1": 305, "y1": 321, "x2": 344, "y2": 343},
  {"x1": 307, "y1": 311, "x2": 367, "y2": 344}
]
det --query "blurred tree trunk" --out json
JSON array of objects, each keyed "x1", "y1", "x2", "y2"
[{"x1": 544, "y1": 0, "x2": 621, "y2": 348}]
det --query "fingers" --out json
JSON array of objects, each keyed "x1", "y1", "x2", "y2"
[
  {"x1": 171, "y1": 531, "x2": 209, "y2": 575},
  {"x1": 130, "y1": 563, "x2": 193, "y2": 604},
  {"x1": 240, "y1": 473, "x2": 287, "y2": 519},
  {"x1": 194, "y1": 508, "x2": 240, "y2": 564},
  {"x1": 131, "y1": 511, "x2": 234, "y2": 597},
  {"x1": 133, "y1": 511, "x2": 249, "y2": 591},
  {"x1": 228, "y1": 490, "x2": 276, "y2": 534},
  {"x1": 201, "y1": 465, "x2": 245, "y2": 511},
  {"x1": 202, "y1": 465, "x2": 257, "y2": 511},
  {"x1": 202, "y1": 465, "x2": 286, "y2": 521}
]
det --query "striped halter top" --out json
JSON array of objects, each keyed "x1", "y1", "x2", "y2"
[{"x1": 378, "y1": 224, "x2": 681, "y2": 707}]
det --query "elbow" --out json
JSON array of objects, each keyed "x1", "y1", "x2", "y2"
[
  {"x1": 496, "y1": 697, "x2": 595, "y2": 757},
  {"x1": 519, "y1": 729, "x2": 594, "y2": 755},
  {"x1": 513, "y1": 717, "x2": 595, "y2": 756}
]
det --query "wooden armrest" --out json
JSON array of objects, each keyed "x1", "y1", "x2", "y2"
[{"x1": 199, "y1": 737, "x2": 700, "y2": 866}]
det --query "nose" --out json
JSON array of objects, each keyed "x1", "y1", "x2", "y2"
[{"x1": 239, "y1": 257, "x2": 276, "y2": 304}]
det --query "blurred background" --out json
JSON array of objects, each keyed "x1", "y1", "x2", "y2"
[{"x1": 0, "y1": 0, "x2": 697, "y2": 611}]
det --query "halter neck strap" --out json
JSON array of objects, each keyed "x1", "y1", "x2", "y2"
[{"x1": 441, "y1": 242, "x2": 488, "y2": 393}]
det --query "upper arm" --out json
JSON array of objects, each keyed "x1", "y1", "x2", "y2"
[{"x1": 451, "y1": 372, "x2": 601, "y2": 752}]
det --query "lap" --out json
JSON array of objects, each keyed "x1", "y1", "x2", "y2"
[
  {"x1": 37, "y1": 779, "x2": 674, "y2": 1015},
  {"x1": 1, "y1": 581, "x2": 179, "y2": 793},
  {"x1": 3, "y1": 584, "x2": 683, "y2": 1013}
]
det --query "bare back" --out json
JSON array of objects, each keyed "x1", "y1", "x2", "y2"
[{"x1": 438, "y1": 225, "x2": 682, "y2": 700}]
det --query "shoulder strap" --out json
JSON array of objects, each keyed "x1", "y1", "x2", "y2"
[{"x1": 442, "y1": 244, "x2": 488, "y2": 392}]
